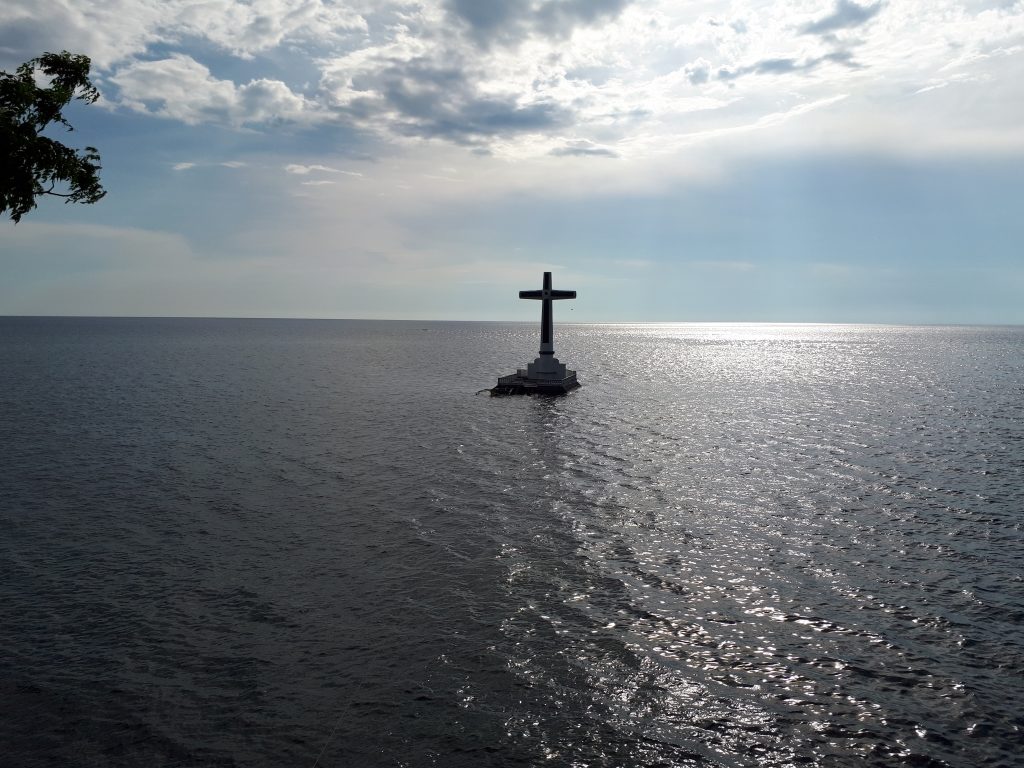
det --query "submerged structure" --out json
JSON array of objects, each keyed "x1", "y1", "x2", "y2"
[{"x1": 491, "y1": 271, "x2": 580, "y2": 395}]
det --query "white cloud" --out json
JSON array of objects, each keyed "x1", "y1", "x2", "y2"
[
  {"x1": 0, "y1": 0, "x2": 367, "y2": 69},
  {"x1": 0, "y1": 0, "x2": 166, "y2": 69},
  {"x1": 4, "y1": 0, "x2": 1023, "y2": 159},
  {"x1": 237, "y1": 79, "x2": 307, "y2": 122},
  {"x1": 109, "y1": 54, "x2": 310, "y2": 125},
  {"x1": 169, "y1": 0, "x2": 367, "y2": 58},
  {"x1": 286, "y1": 163, "x2": 329, "y2": 174},
  {"x1": 285, "y1": 164, "x2": 363, "y2": 176},
  {"x1": 172, "y1": 162, "x2": 196, "y2": 171}
]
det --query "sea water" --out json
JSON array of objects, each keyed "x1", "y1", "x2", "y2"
[{"x1": 1, "y1": 318, "x2": 1022, "y2": 767}]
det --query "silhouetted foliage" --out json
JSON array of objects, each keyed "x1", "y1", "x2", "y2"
[{"x1": 1, "y1": 51, "x2": 106, "y2": 223}]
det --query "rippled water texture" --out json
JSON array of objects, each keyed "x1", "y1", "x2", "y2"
[{"x1": 1, "y1": 318, "x2": 1022, "y2": 767}]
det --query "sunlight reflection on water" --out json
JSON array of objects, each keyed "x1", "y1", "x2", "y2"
[{"x1": 483, "y1": 322, "x2": 1023, "y2": 767}]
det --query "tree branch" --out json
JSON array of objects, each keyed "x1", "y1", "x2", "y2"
[{"x1": 2, "y1": 51, "x2": 105, "y2": 222}]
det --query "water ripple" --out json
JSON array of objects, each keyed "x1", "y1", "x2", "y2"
[{"x1": 1, "y1": 319, "x2": 1022, "y2": 766}]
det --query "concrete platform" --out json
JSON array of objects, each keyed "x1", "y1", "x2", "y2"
[{"x1": 490, "y1": 370, "x2": 580, "y2": 396}]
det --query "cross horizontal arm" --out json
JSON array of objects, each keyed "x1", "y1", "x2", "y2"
[{"x1": 519, "y1": 290, "x2": 576, "y2": 299}]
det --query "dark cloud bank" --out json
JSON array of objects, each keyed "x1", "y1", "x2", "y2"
[{"x1": 445, "y1": 0, "x2": 633, "y2": 46}]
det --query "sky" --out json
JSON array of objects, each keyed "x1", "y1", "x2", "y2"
[{"x1": 1, "y1": 0, "x2": 1022, "y2": 323}]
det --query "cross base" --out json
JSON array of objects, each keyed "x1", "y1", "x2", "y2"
[
  {"x1": 527, "y1": 354, "x2": 567, "y2": 379},
  {"x1": 491, "y1": 359, "x2": 580, "y2": 396}
]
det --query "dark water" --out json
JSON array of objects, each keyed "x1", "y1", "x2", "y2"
[{"x1": 1, "y1": 317, "x2": 1022, "y2": 767}]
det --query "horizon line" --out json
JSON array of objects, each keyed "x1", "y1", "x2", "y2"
[{"x1": 2, "y1": 315, "x2": 1022, "y2": 328}]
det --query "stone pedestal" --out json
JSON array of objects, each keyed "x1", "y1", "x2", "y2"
[
  {"x1": 526, "y1": 355, "x2": 567, "y2": 379},
  {"x1": 490, "y1": 366, "x2": 579, "y2": 395}
]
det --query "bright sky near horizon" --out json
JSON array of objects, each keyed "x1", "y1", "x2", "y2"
[{"x1": 2, "y1": 0, "x2": 1022, "y2": 322}]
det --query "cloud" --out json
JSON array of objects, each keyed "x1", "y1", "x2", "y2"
[
  {"x1": 444, "y1": 0, "x2": 531, "y2": 47},
  {"x1": 237, "y1": 79, "x2": 307, "y2": 122},
  {"x1": 0, "y1": 0, "x2": 163, "y2": 69},
  {"x1": 170, "y1": 160, "x2": 247, "y2": 171},
  {"x1": 801, "y1": 0, "x2": 883, "y2": 36},
  {"x1": 323, "y1": 52, "x2": 572, "y2": 145},
  {"x1": 0, "y1": 0, "x2": 367, "y2": 69},
  {"x1": 535, "y1": 0, "x2": 634, "y2": 39},
  {"x1": 914, "y1": 82, "x2": 950, "y2": 95},
  {"x1": 5, "y1": 0, "x2": 1021, "y2": 160},
  {"x1": 285, "y1": 164, "x2": 362, "y2": 176},
  {"x1": 684, "y1": 58, "x2": 713, "y2": 85},
  {"x1": 743, "y1": 58, "x2": 800, "y2": 76},
  {"x1": 718, "y1": 51, "x2": 860, "y2": 81},
  {"x1": 445, "y1": 0, "x2": 633, "y2": 47},
  {"x1": 550, "y1": 140, "x2": 618, "y2": 157},
  {"x1": 286, "y1": 163, "x2": 332, "y2": 174},
  {"x1": 171, "y1": 0, "x2": 367, "y2": 58},
  {"x1": 110, "y1": 54, "x2": 309, "y2": 125}
]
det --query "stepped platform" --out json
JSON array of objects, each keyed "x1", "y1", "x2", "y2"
[{"x1": 490, "y1": 369, "x2": 580, "y2": 396}]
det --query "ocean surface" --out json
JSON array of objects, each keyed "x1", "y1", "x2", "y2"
[{"x1": 1, "y1": 317, "x2": 1022, "y2": 768}]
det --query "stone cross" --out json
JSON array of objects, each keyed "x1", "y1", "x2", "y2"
[{"x1": 519, "y1": 271, "x2": 576, "y2": 364}]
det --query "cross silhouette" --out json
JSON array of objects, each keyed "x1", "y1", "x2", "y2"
[{"x1": 519, "y1": 271, "x2": 576, "y2": 358}]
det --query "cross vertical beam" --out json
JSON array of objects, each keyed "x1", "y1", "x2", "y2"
[{"x1": 519, "y1": 271, "x2": 576, "y2": 360}]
